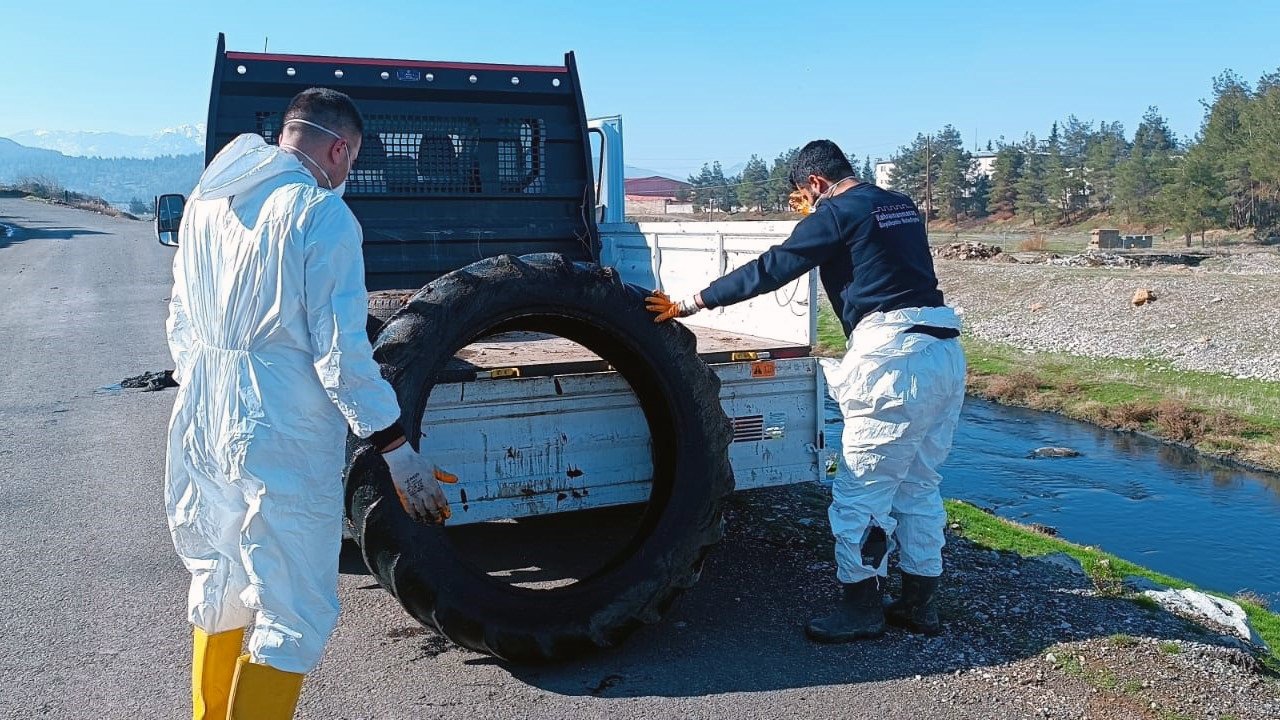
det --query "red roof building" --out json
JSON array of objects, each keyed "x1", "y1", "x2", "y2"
[{"x1": 624, "y1": 176, "x2": 692, "y2": 199}]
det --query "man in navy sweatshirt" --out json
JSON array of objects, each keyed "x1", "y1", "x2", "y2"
[{"x1": 647, "y1": 139, "x2": 967, "y2": 642}]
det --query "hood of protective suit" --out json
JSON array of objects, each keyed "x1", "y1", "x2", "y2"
[{"x1": 190, "y1": 133, "x2": 316, "y2": 201}]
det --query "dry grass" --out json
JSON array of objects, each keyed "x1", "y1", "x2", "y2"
[
  {"x1": 5, "y1": 179, "x2": 136, "y2": 220},
  {"x1": 1235, "y1": 590, "x2": 1271, "y2": 611},
  {"x1": 1103, "y1": 400, "x2": 1159, "y2": 430},
  {"x1": 981, "y1": 370, "x2": 1043, "y2": 404},
  {"x1": 965, "y1": 339, "x2": 1279, "y2": 469},
  {"x1": 1018, "y1": 234, "x2": 1050, "y2": 252},
  {"x1": 1153, "y1": 400, "x2": 1204, "y2": 441}
]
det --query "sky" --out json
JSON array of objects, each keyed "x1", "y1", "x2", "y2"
[{"x1": 2, "y1": 0, "x2": 1278, "y2": 178}]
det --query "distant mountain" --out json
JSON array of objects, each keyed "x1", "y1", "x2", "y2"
[
  {"x1": 0, "y1": 138, "x2": 202, "y2": 202},
  {"x1": 8, "y1": 124, "x2": 206, "y2": 159},
  {"x1": 624, "y1": 165, "x2": 680, "y2": 180}
]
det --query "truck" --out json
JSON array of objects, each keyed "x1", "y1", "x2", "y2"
[{"x1": 155, "y1": 34, "x2": 828, "y2": 662}]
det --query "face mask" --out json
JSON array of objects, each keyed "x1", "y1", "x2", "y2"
[
  {"x1": 280, "y1": 118, "x2": 355, "y2": 194},
  {"x1": 811, "y1": 176, "x2": 858, "y2": 211}
]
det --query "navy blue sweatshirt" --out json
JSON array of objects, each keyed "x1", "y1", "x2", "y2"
[{"x1": 700, "y1": 184, "x2": 945, "y2": 337}]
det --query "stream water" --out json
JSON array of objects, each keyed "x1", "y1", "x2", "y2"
[{"x1": 824, "y1": 397, "x2": 1280, "y2": 605}]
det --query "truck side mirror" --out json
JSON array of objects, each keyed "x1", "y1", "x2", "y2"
[{"x1": 155, "y1": 193, "x2": 185, "y2": 247}]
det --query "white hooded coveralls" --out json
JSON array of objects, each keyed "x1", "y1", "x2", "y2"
[
  {"x1": 165, "y1": 134, "x2": 402, "y2": 673},
  {"x1": 821, "y1": 305, "x2": 966, "y2": 584}
]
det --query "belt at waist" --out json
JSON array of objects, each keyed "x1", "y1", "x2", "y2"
[{"x1": 904, "y1": 324, "x2": 960, "y2": 340}]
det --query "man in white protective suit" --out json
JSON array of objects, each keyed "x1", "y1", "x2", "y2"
[
  {"x1": 166, "y1": 87, "x2": 452, "y2": 719},
  {"x1": 647, "y1": 139, "x2": 966, "y2": 643}
]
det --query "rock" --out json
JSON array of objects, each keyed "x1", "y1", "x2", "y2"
[
  {"x1": 1132, "y1": 288, "x2": 1157, "y2": 306},
  {"x1": 933, "y1": 241, "x2": 1003, "y2": 261},
  {"x1": 1123, "y1": 575, "x2": 1169, "y2": 593},
  {"x1": 1141, "y1": 588, "x2": 1269, "y2": 649},
  {"x1": 1029, "y1": 302, "x2": 1047, "y2": 312},
  {"x1": 1037, "y1": 552, "x2": 1086, "y2": 576},
  {"x1": 1046, "y1": 250, "x2": 1136, "y2": 268},
  {"x1": 1029, "y1": 523, "x2": 1059, "y2": 536},
  {"x1": 1028, "y1": 447, "x2": 1081, "y2": 459}
]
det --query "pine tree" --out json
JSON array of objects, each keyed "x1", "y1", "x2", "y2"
[
  {"x1": 932, "y1": 126, "x2": 973, "y2": 222},
  {"x1": 1241, "y1": 70, "x2": 1280, "y2": 235},
  {"x1": 888, "y1": 133, "x2": 933, "y2": 208},
  {"x1": 1014, "y1": 134, "x2": 1048, "y2": 225},
  {"x1": 737, "y1": 155, "x2": 770, "y2": 212},
  {"x1": 1059, "y1": 116, "x2": 1092, "y2": 219},
  {"x1": 1116, "y1": 107, "x2": 1178, "y2": 223},
  {"x1": 687, "y1": 165, "x2": 713, "y2": 213},
  {"x1": 862, "y1": 157, "x2": 874, "y2": 185},
  {"x1": 987, "y1": 143, "x2": 1023, "y2": 218},
  {"x1": 1159, "y1": 146, "x2": 1224, "y2": 246},
  {"x1": 768, "y1": 148, "x2": 799, "y2": 211},
  {"x1": 969, "y1": 173, "x2": 992, "y2": 218},
  {"x1": 1084, "y1": 121, "x2": 1128, "y2": 213},
  {"x1": 1043, "y1": 122, "x2": 1070, "y2": 223}
]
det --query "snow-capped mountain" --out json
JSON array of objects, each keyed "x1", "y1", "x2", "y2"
[{"x1": 7, "y1": 124, "x2": 205, "y2": 159}]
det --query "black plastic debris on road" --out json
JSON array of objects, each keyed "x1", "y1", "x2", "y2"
[{"x1": 120, "y1": 370, "x2": 179, "y2": 392}]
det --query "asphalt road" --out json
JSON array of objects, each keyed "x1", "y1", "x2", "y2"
[{"x1": 0, "y1": 197, "x2": 1053, "y2": 719}]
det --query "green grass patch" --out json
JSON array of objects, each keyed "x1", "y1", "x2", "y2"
[
  {"x1": 1159, "y1": 641, "x2": 1182, "y2": 655},
  {"x1": 963, "y1": 336, "x2": 1280, "y2": 428},
  {"x1": 1132, "y1": 595, "x2": 1161, "y2": 612},
  {"x1": 945, "y1": 499, "x2": 1280, "y2": 671},
  {"x1": 1109, "y1": 633, "x2": 1138, "y2": 648},
  {"x1": 1058, "y1": 654, "x2": 1085, "y2": 677},
  {"x1": 961, "y1": 336, "x2": 1280, "y2": 470},
  {"x1": 816, "y1": 304, "x2": 845, "y2": 356}
]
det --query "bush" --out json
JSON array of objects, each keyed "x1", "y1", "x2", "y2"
[
  {"x1": 1153, "y1": 400, "x2": 1205, "y2": 442},
  {"x1": 1236, "y1": 590, "x2": 1270, "y2": 610},
  {"x1": 1018, "y1": 234, "x2": 1049, "y2": 252},
  {"x1": 983, "y1": 370, "x2": 1043, "y2": 404},
  {"x1": 1105, "y1": 400, "x2": 1158, "y2": 430}
]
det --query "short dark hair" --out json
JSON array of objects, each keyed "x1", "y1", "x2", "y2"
[
  {"x1": 789, "y1": 139, "x2": 855, "y2": 189},
  {"x1": 283, "y1": 87, "x2": 364, "y2": 140}
]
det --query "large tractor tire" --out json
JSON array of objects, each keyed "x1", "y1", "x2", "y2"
[
  {"x1": 365, "y1": 290, "x2": 415, "y2": 343},
  {"x1": 345, "y1": 253, "x2": 734, "y2": 662}
]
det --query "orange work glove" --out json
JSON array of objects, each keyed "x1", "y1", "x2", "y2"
[
  {"x1": 645, "y1": 290, "x2": 701, "y2": 323},
  {"x1": 788, "y1": 190, "x2": 814, "y2": 216}
]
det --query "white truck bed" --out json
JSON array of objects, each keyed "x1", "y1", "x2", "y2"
[{"x1": 419, "y1": 221, "x2": 825, "y2": 526}]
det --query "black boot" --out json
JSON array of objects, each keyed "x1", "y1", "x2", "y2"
[
  {"x1": 805, "y1": 578, "x2": 885, "y2": 643},
  {"x1": 884, "y1": 572, "x2": 941, "y2": 635}
]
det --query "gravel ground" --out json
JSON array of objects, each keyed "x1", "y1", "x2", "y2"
[
  {"x1": 724, "y1": 485, "x2": 1280, "y2": 720},
  {"x1": 935, "y1": 250, "x2": 1280, "y2": 381}
]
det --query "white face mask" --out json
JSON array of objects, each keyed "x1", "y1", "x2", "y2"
[
  {"x1": 812, "y1": 176, "x2": 858, "y2": 210},
  {"x1": 280, "y1": 118, "x2": 355, "y2": 196}
]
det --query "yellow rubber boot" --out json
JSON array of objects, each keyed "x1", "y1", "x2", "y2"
[
  {"x1": 192, "y1": 626, "x2": 246, "y2": 720},
  {"x1": 227, "y1": 654, "x2": 305, "y2": 720}
]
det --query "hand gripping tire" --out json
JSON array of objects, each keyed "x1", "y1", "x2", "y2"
[{"x1": 345, "y1": 253, "x2": 734, "y2": 661}]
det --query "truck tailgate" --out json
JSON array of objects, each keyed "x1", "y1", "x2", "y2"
[{"x1": 418, "y1": 356, "x2": 821, "y2": 525}]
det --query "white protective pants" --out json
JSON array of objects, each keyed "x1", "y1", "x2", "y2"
[{"x1": 821, "y1": 306, "x2": 967, "y2": 584}]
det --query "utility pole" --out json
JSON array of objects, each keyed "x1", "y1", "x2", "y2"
[{"x1": 924, "y1": 134, "x2": 933, "y2": 233}]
